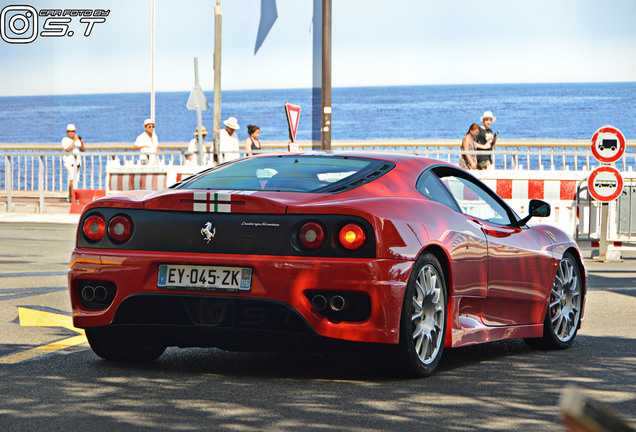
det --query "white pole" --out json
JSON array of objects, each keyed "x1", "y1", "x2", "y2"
[
  {"x1": 150, "y1": 0, "x2": 156, "y2": 121},
  {"x1": 213, "y1": 1, "x2": 222, "y2": 164}
]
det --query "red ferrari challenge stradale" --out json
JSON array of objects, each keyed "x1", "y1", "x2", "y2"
[{"x1": 69, "y1": 152, "x2": 585, "y2": 377}]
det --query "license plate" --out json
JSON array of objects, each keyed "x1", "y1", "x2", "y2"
[{"x1": 157, "y1": 264, "x2": 252, "y2": 291}]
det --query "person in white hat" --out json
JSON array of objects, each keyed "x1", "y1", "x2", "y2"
[
  {"x1": 61, "y1": 123, "x2": 85, "y2": 202},
  {"x1": 218, "y1": 116, "x2": 241, "y2": 163},
  {"x1": 475, "y1": 110, "x2": 498, "y2": 170},
  {"x1": 186, "y1": 125, "x2": 208, "y2": 165},
  {"x1": 134, "y1": 119, "x2": 159, "y2": 165}
]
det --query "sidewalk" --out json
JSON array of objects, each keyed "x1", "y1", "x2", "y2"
[{"x1": 1, "y1": 200, "x2": 79, "y2": 225}]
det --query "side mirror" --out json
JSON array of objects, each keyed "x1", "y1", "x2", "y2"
[{"x1": 518, "y1": 199, "x2": 551, "y2": 226}]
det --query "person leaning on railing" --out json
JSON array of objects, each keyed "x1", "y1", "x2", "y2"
[
  {"x1": 134, "y1": 118, "x2": 160, "y2": 165},
  {"x1": 216, "y1": 116, "x2": 241, "y2": 163},
  {"x1": 61, "y1": 123, "x2": 85, "y2": 202},
  {"x1": 459, "y1": 123, "x2": 479, "y2": 170},
  {"x1": 244, "y1": 124, "x2": 262, "y2": 157}
]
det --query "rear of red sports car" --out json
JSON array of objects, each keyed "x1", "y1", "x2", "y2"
[{"x1": 69, "y1": 152, "x2": 585, "y2": 376}]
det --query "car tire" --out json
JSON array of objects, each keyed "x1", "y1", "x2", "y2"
[
  {"x1": 524, "y1": 252, "x2": 583, "y2": 350},
  {"x1": 85, "y1": 328, "x2": 166, "y2": 362},
  {"x1": 396, "y1": 252, "x2": 447, "y2": 377}
]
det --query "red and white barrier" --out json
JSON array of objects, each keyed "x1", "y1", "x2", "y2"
[
  {"x1": 106, "y1": 165, "x2": 204, "y2": 194},
  {"x1": 474, "y1": 171, "x2": 589, "y2": 236},
  {"x1": 109, "y1": 172, "x2": 167, "y2": 192}
]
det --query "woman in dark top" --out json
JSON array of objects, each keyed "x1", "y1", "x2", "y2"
[
  {"x1": 459, "y1": 123, "x2": 479, "y2": 170},
  {"x1": 244, "y1": 124, "x2": 262, "y2": 156}
]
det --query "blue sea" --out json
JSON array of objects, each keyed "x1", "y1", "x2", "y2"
[
  {"x1": 0, "y1": 82, "x2": 634, "y2": 143},
  {"x1": 1, "y1": 82, "x2": 635, "y2": 192}
]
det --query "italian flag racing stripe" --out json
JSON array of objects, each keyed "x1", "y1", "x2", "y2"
[{"x1": 192, "y1": 190, "x2": 256, "y2": 213}]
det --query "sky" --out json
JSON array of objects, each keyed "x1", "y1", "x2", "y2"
[{"x1": 0, "y1": 0, "x2": 634, "y2": 96}]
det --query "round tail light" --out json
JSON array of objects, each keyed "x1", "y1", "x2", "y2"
[
  {"x1": 83, "y1": 214, "x2": 106, "y2": 242},
  {"x1": 108, "y1": 215, "x2": 133, "y2": 243},
  {"x1": 339, "y1": 223, "x2": 366, "y2": 250},
  {"x1": 299, "y1": 222, "x2": 325, "y2": 250}
]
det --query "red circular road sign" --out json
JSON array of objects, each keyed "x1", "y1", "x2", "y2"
[
  {"x1": 591, "y1": 125, "x2": 626, "y2": 163},
  {"x1": 588, "y1": 166, "x2": 624, "y2": 202}
]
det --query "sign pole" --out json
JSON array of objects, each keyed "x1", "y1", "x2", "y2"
[
  {"x1": 599, "y1": 203, "x2": 609, "y2": 262},
  {"x1": 193, "y1": 58, "x2": 205, "y2": 165},
  {"x1": 187, "y1": 58, "x2": 210, "y2": 165},
  {"x1": 589, "y1": 125, "x2": 626, "y2": 262}
]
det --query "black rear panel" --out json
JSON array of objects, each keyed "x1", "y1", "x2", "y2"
[
  {"x1": 112, "y1": 294, "x2": 312, "y2": 333},
  {"x1": 78, "y1": 208, "x2": 375, "y2": 258}
]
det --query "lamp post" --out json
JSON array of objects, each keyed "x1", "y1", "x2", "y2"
[
  {"x1": 212, "y1": 1, "x2": 222, "y2": 164},
  {"x1": 321, "y1": 0, "x2": 331, "y2": 151},
  {"x1": 150, "y1": 0, "x2": 155, "y2": 121}
]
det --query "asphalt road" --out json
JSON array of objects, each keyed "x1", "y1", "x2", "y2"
[{"x1": 0, "y1": 222, "x2": 634, "y2": 431}]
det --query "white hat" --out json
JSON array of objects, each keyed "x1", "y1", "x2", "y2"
[
  {"x1": 223, "y1": 116, "x2": 240, "y2": 130},
  {"x1": 66, "y1": 124, "x2": 76, "y2": 131},
  {"x1": 193, "y1": 126, "x2": 208, "y2": 136},
  {"x1": 480, "y1": 111, "x2": 496, "y2": 122},
  {"x1": 143, "y1": 118, "x2": 155, "y2": 126}
]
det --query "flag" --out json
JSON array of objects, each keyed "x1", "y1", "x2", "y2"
[{"x1": 254, "y1": 0, "x2": 278, "y2": 54}]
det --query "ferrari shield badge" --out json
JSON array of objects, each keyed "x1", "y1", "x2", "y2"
[
  {"x1": 201, "y1": 222, "x2": 216, "y2": 243},
  {"x1": 545, "y1": 230, "x2": 557, "y2": 242}
]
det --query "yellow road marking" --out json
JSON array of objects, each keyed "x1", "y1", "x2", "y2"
[
  {"x1": 17, "y1": 306, "x2": 77, "y2": 331},
  {"x1": 0, "y1": 334, "x2": 86, "y2": 364},
  {"x1": 0, "y1": 307, "x2": 87, "y2": 364}
]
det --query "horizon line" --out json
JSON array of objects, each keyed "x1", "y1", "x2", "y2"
[{"x1": 1, "y1": 80, "x2": 634, "y2": 99}]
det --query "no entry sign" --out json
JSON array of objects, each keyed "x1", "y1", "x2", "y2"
[
  {"x1": 591, "y1": 125, "x2": 626, "y2": 163},
  {"x1": 588, "y1": 166, "x2": 624, "y2": 202}
]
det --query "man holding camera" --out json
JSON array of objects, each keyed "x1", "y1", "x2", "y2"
[{"x1": 476, "y1": 111, "x2": 498, "y2": 170}]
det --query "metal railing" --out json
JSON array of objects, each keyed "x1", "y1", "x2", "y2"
[
  {"x1": 1, "y1": 149, "x2": 183, "y2": 193},
  {"x1": 1, "y1": 139, "x2": 635, "y2": 207}
]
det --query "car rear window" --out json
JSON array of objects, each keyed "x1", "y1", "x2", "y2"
[{"x1": 176, "y1": 155, "x2": 393, "y2": 193}]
